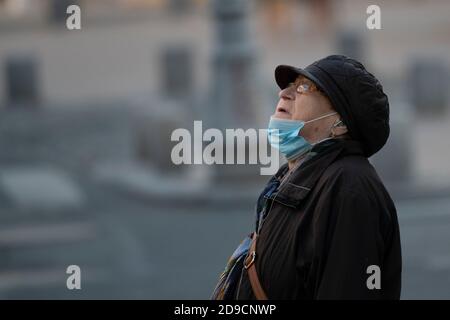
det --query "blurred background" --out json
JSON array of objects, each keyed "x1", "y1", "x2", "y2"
[{"x1": 0, "y1": 0, "x2": 449, "y2": 299}]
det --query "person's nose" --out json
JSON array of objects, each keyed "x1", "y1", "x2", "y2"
[{"x1": 278, "y1": 86, "x2": 295, "y2": 100}]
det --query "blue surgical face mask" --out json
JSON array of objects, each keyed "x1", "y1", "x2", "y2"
[{"x1": 268, "y1": 112, "x2": 337, "y2": 161}]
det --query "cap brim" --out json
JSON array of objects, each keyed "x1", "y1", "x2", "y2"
[{"x1": 274, "y1": 64, "x2": 327, "y2": 93}]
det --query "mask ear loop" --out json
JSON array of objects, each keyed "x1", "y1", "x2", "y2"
[{"x1": 304, "y1": 111, "x2": 337, "y2": 124}]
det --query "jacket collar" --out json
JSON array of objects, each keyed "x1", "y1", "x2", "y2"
[{"x1": 269, "y1": 139, "x2": 364, "y2": 207}]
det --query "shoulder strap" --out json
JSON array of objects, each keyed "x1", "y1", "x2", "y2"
[{"x1": 243, "y1": 232, "x2": 268, "y2": 300}]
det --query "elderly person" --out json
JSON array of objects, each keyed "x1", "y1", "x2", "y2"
[{"x1": 212, "y1": 55, "x2": 402, "y2": 300}]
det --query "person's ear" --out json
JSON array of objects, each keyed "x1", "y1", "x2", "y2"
[
  {"x1": 332, "y1": 125, "x2": 348, "y2": 137},
  {"x1": 333, "y1": 126, "x2": 348, "y2": 136}
]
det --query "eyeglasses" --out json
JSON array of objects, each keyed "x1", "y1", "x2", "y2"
[{"x1": 286, "y1": 78, "x2": 322, "y2": 95}]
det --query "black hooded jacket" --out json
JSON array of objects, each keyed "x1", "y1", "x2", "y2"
[{"x1": 235, "y1": 138, "x2": 402, "y2": 300}]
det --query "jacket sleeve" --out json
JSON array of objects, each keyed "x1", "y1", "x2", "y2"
[{"x1": 313, "y1": 189, "x2": 385, "y2": 299}]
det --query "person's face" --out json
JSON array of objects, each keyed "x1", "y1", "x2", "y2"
[{"x1": 273, "y1": 75, "x2": 341, "y2": 143}]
